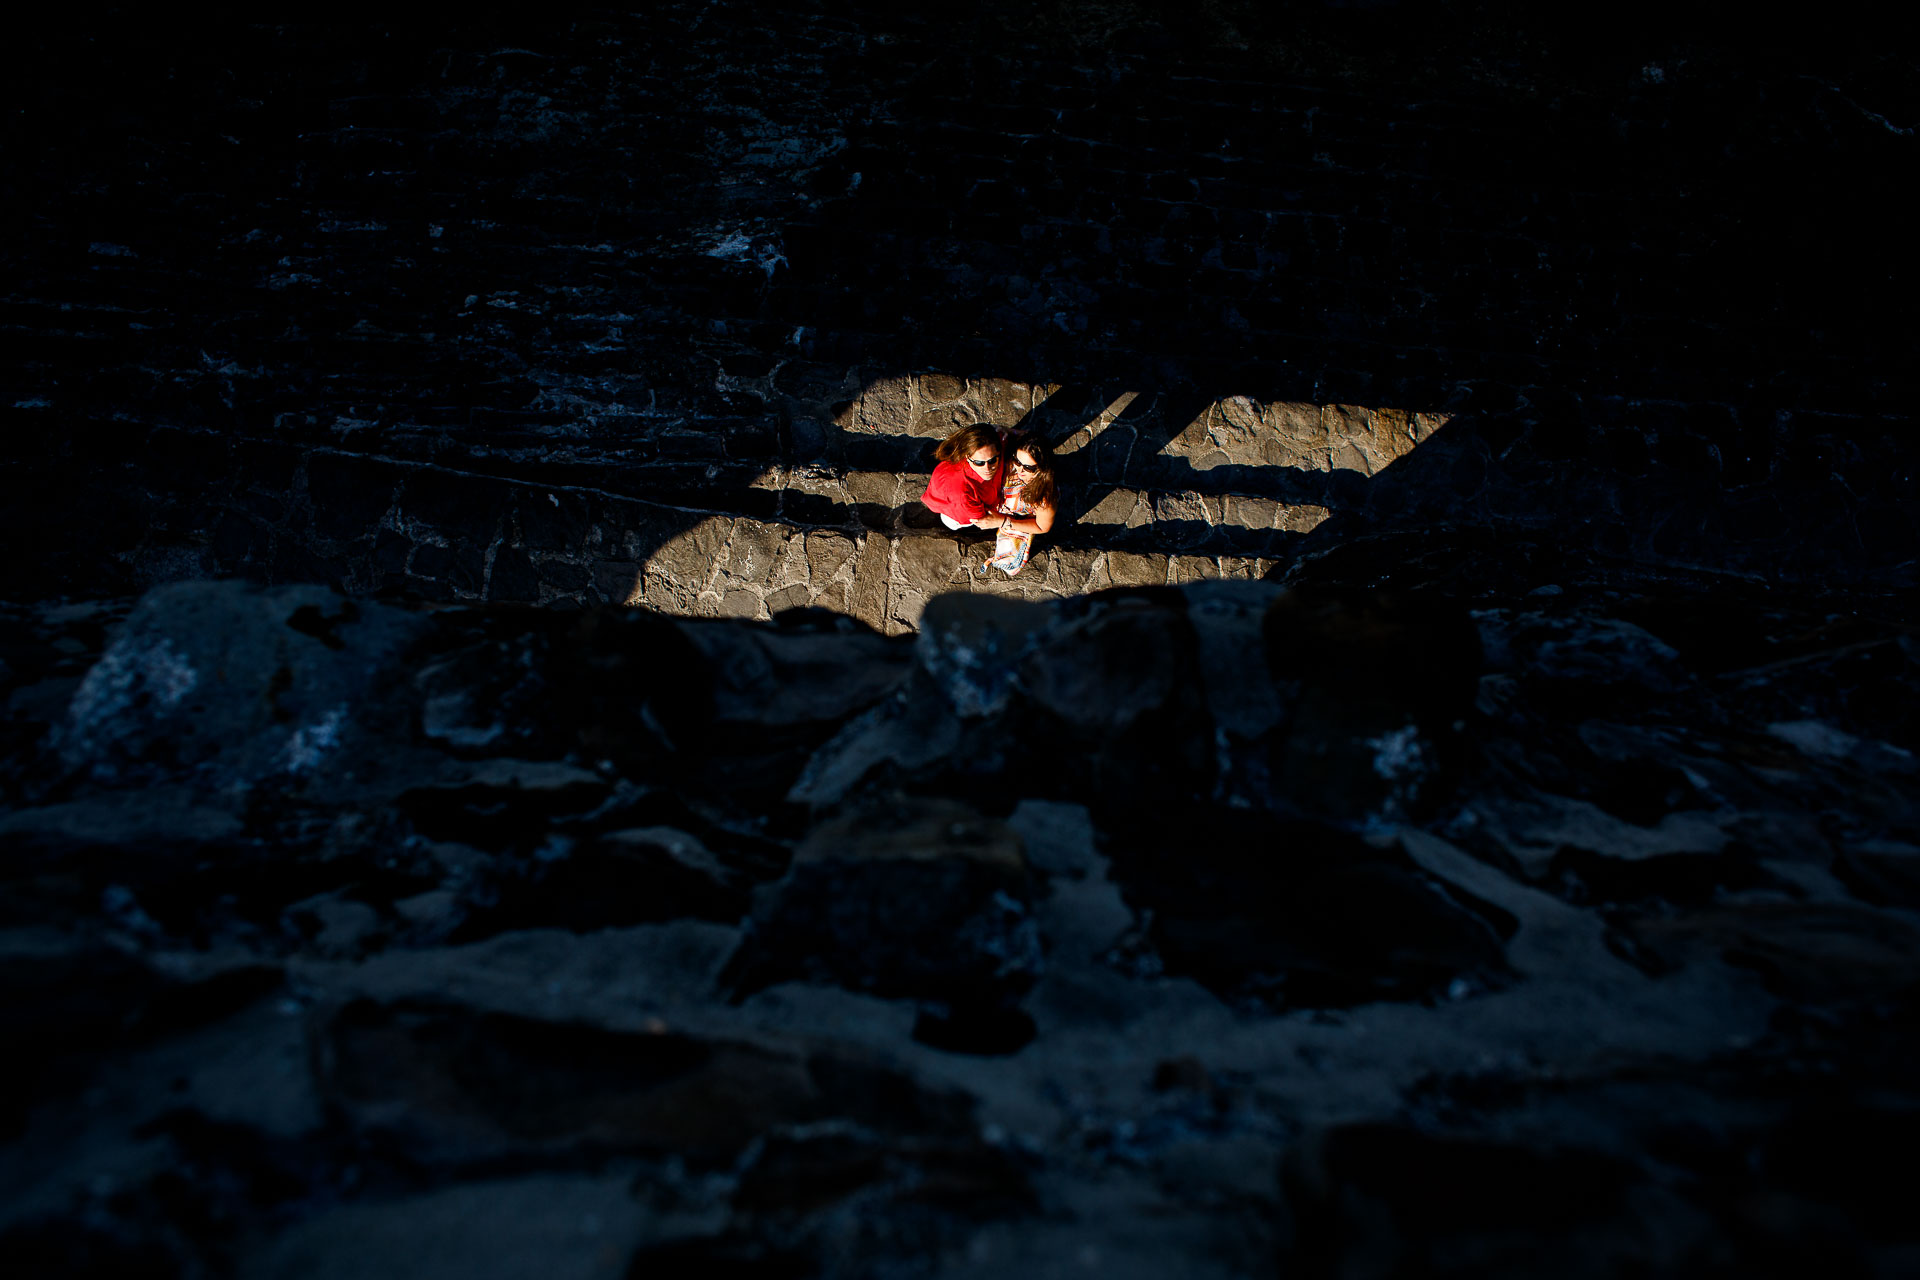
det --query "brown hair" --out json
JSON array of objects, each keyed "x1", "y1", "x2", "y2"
[
  {"x1": 1008, "y1": 435, "x2": 1057, "y2": 509},
  {"x1": 933, "y1": 423, "x2": 1001, "y2": 466}
]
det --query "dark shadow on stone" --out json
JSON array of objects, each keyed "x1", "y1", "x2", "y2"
[
  {"x1": 1101, "y1": 808, "x2": 1513, "y2": 1011},
  {"x1": 911, "y1": 1002, "x2": 1038, "y2": 1056},
  {"x1": 8, "y1": 5, "x2": 1911, "y2": 608}
]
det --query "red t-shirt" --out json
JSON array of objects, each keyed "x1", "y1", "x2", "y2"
[{"x1": 921, "y1": 455, "x2": 1004, "y2": 522}]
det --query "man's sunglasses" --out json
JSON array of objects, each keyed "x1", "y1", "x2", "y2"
[{"x1": 968, "y1": 455, "x2": 999, "y2": 470}]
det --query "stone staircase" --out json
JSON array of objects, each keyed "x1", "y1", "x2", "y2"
[{"x1": 5, "y1": 5, "x2": 1914, "y2": 622}]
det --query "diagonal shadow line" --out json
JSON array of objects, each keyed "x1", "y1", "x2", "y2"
[{"x1": 807, "y1": 376, "x2": 1410, "y2": 548}]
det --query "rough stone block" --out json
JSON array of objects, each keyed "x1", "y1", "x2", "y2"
[
  {"x1": 589, "y1": 559, "x2": 643, "y2": 605},
  {"x1": 1081, "y1": 424, "x2": 1136, "y2": 483},
  {"x1": 886, "y1": 586, "x2": 930, "y2": 636},
  {"x1": 919, "y1": 373, "x2": 965, "y2": 403},
  {"x1": 371, "y1": 527, "x2": 412, "y2": 574},
  {"x1": 722, "y1": 797, "x2": 1037, "y2": 1006},
  {"x1": 720, "y1": 519, "x2": 785, "y2": 589},
  {"x1": 911, "y1": 403, "x2": 975, "y2": 439},
  {"x1": 1079, "y1": 487, "x2": 1144, "y2": 529},
  {"x1": 535, "y1": 557, "x2": 591, "y2": 591},
  {"x1": 488, "y1": 546, "x2": 540, "y2": 602},
  {"x1": 1278, "y1": 503, "x2": 1332, "y2": 534},
  {"x1": 848, "y1": 534, "x2": 890, "y2": 631},
  {"x1": 846, "y1": 471, "x2": 906, "y2": 507},
  {"x1": 306, "y1": 453, "x2": 398, "y2": 542},
  {"x1": 719, "y1": 588, "x2": 764, "y2": 620},
  {"x1": 410, "y1": 543, "x2": 485, "y2": 595},
  {"x1": 893, "y1": 534, "x2": 964, "y2": 594},
  {"x1": 768, "y1": 531, "x2": 813, "y2": 591},
  {"x1": 645, "y1": 516, "x2": 731, "y2": 610},
  {"x1": 766, "y1": 583, "x2": 810, "y2": 614},
  {"x1": 810, "y1": 580, "x2": 850, "y2": 614},
  {"x1": 1169, "y1": 555, "x2": 1221, "y2": 583},
  {"x1": 1265, "y1": 398, "x2": 1326, "y2": 446},
  {"x1": 1105, "y1": 551, "x2": 1167, "y2": 587},
  {"x1": 402, "y1": 469, "x2": 512, "y2": 546},
  {"x1": 1042, "y1": 547, "x2": 1100, "y2": 594},
  {"x1": 804, "y1": 531, "x2": 858, "y2": 587},
  {"x1": 962, "y1": 378, "x2": 1037, "y2": 427},
  {"x1": 1152, "y1": 491, "x2": 1214, "y2": 526},
  {"x1": 1225, "y1": 494, "x2": 1282, "y2": 532},
  {"x1": 843, "y1": 375, "x2": 913, "y2": 435},
  {"x1": 517, "y1": 488, "x2": 592, "y2": 552}
]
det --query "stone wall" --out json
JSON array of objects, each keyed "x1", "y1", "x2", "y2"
[{"x1": 4, "y1": 4, "x2": 1915, "y2": 617}]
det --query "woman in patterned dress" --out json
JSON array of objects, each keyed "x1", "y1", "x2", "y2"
[{"x1": 984, "y1": 437, "x2": 1058, "y2": 577}]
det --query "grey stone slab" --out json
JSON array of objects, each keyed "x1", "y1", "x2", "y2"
[
  {"x1": 913, "y1": 403, "x2": 979, "y2": 439},
  {"x1": 848, "y1": 533, "x2": 891, "y2": 631},
  {"x1": 1168, "y1": 555, "x2": 1222, "y2": 584},
  {"x1": 961, "y1": 378, "x2": 1045, "y2": 428},
  {"x1": 643, "y1": 516, "x2": 730, "y2": 612},
  {"x1": 804, "y1": 530, "x2": 858, "y2": 586},
  {"x1": 847, "y1": 470, "x2": 910, "y2": 507},
  {"x1": 719, "y1": 587, "x2": 764, "y2": 619},
  {"x1": 1042, "y1": 547, "x2": 1102, "y2": 594},
  {"x1": 920, "y1": 373, "x2": 966, "y2": 403},
  {"x1": 765, "y1": 582, "x2": 809, "y2": 613},
  {"x1": 718, "y1": 519, "x2": 786, "y2": 589},
  {"x1": 843, "y1": 375, "x2": 914, "y2": 435},
  {"x1": 893, "y1": 535, "x2": 966, "y2": 592},
  {"x1": 1080, "y1": 487, "x2": 1145, "y2": 529},
  {"x1": 1105, "y1": 551, "x2": 1168, "y2": 587}
]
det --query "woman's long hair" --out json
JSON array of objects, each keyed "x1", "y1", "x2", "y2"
[
  {"x1": 933, "y1": 423, "x2": 1000, "y2": 466},
  {"x1": 1009, "y1": 435, "x2": 1057, "y2": 509}
]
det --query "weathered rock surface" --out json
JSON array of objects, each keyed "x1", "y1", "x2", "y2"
[
  {"x1": 0, "y1": 569, "x2": 1915, "y2": 1274},
  {"x1": 4, "y1": 5, "x2": 1920, "y2": 1276},
  {"x1": 723, "y1": 797, "x2": 1041, "y2": 1023}
]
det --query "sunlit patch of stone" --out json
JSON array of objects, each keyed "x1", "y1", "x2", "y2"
[
  {"x1": 834, "y1": 375, "x2": 1062, "y2": 437},
  {"x1": 636, "y1": 374, "x2": 1445, "y2": 630}
]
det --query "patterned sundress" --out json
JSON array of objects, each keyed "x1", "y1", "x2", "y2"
[{"x1": 984, "y1": 474, "x2": 1040, "y2": 576}]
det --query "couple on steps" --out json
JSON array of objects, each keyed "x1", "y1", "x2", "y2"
[{"x1": 918, "y1": 424, "x2": 1059, "y2": 578}]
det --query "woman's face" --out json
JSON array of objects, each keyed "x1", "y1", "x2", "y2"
[{"x1": 1011, "y1": 449, "x2": 1038, "y2": 475}]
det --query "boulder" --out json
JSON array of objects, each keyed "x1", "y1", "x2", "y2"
[
  {"x1": 1103, "y1": 811, "x2": 1513, "y2": 1010},
  {"x1": 396, "y1": 759, "x2": 610, "y2": 849},
  {"x1": 723, "y1": 797, "x2": 1041, "y2": 1012},
  {"x1": 679, "y1": 617, "x2": 912, "y2": 731},
  {"x1": 450, "y1": 825, "x2": 757, "y2": 939},
  {"x1": 315, "y1": 998, "x2": 976, "y2": 1168},
  {"x1": 1262, "y1": 589, "x2": 1481, "y2": 823},
  {"x1": 55, "y1": 581, "x2": 426, "y2": 790},
  {"x1": 1479, "y1": 609, "x2": 1693, "y2": 713},
  {"x1": 1283, "y1": 1126, "x2": 1658, "y2": 1278}
]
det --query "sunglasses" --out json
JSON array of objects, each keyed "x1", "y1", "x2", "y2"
[
  {"x1": 968, "y1": 455, "x2": 999, "y2": 470},
  {"x1": 1010, "y1": 459, "x2": 1038, "y2": 472}
]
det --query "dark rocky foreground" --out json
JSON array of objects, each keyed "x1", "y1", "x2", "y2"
[
  {"x1": 5, "y1": 3, "x2": 1920, "y2": 1277},
  {"x1": 2, "y1": 576, "x2": 1918, "y2": 1276}
]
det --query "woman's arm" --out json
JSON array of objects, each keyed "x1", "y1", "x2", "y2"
[{"x1": 998, "y1": 502, "x2": 1054, "y2": 536}]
